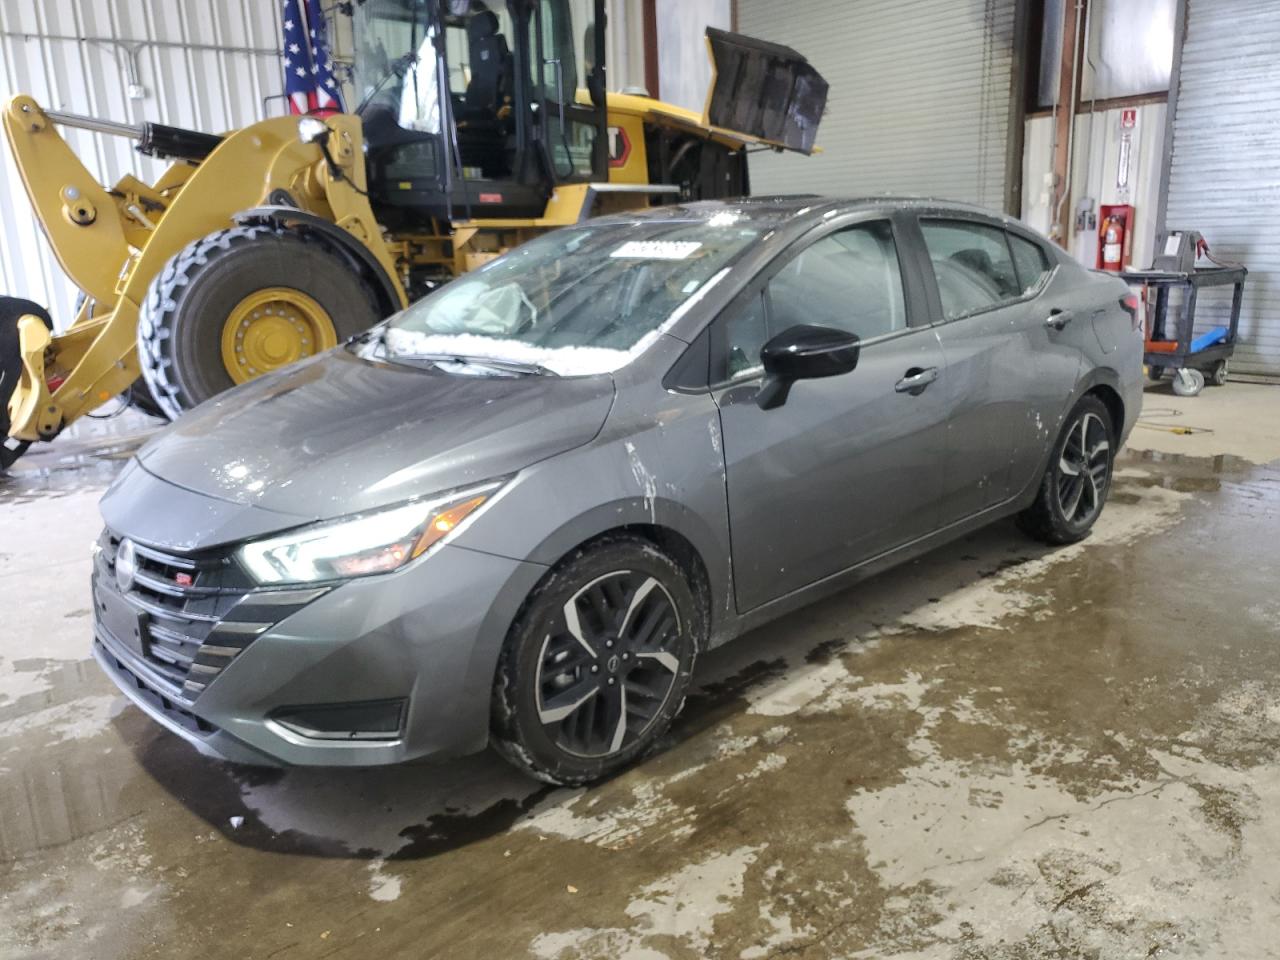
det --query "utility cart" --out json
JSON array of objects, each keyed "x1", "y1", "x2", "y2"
[{"x1": 1121, "y1": 264, "x2": 1247, "y2": 397}]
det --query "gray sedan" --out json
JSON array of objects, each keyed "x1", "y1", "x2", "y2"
[{"x1": 92, "y1": 197, "x2": 1143, "y2": 784}]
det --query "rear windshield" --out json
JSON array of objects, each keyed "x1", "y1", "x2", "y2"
[{"x1": 379, "y1": 217, "x2": 763, "y2": 375}]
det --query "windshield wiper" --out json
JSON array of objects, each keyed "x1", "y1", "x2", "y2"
[{"x1": 388, "y1": 353, "x2": 560, "y2": 377}]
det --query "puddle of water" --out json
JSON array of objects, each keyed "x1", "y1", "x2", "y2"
[
  {"x1": 0, "y1": 409, "x2": 160, "y2": 504},
  {"x1": 4, "y1": 444, "x2": 1280, "y2": 959}
]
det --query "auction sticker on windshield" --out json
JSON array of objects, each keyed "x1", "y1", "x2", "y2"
[{"x1": 610, "y1": 240, "x2": 702, "y2": 260}]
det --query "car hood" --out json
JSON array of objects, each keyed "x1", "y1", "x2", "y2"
[{"x1": 135, "y1": 348, "x2": 615, "y2": 523}]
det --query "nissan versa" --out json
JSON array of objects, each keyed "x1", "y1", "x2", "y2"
[{"x1": 92, "y1": 198, "x2": 1143, "y2": 785}]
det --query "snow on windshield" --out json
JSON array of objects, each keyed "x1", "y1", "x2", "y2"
[{"x1": 379, "y1": 219, "x2": 760, "y2": 376}]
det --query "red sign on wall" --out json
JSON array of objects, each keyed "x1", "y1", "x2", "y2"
[{"x1": 1120, "y1": 108, "x2": 1137, "y2": 129}]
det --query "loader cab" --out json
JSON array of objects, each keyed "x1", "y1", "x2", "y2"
[{"x1": 353, "y1": 0, "x2": 606, "y2": 227}]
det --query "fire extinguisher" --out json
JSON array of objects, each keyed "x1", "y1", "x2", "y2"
[{"x1": 1101, "y1": 214, "x2": 1125, "y2": 271}]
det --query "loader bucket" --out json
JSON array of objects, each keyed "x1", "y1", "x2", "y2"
[{"x1": 703, "y1": 26, "x2": 828, "y2": 155}]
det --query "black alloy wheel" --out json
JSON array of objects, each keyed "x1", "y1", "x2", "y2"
[
  {"x1": 536, "y1": 570, "x2": 684, "y2": 758},
  {"x1": 492, "y1": 537, "x2": 699, "y2": 785},
  {"x1": 1018, "y1": 395, "x2": 1116, "y2": 545},
  {"x1": 1055, "y1": 410, "x2": 1111, "y2": 527}
]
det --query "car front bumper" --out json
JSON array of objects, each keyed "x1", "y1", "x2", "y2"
[{"x1": 92, "y1": 533, "x2": 547, "y2": 767}]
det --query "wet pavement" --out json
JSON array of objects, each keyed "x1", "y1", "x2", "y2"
[{"x1": 2, "y1": 385, "x2": 1280, "y2": 959}]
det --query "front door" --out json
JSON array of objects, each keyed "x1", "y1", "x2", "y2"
[{"x1": 713, "y1": 217, "x2": 950, "y2": 613}]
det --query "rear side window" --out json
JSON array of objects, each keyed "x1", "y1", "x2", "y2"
[
  {"x1": 921, "y1": 219, "x2": 1021, "y2": 320},
  {"x1": 1008, "y1": 233, "x2": 1053, "y2": 294},
  {"x1": 767, "y1": 220, "x2": 907, "y2": 340}
]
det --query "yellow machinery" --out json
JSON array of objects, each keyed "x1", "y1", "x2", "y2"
[{"x1": 1, "y1": 1, "x2": 826, "y2": 467}]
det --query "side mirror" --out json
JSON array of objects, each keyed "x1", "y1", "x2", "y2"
[{"x1": 756, "y1": 324, "x2": 860, "y2": 410}]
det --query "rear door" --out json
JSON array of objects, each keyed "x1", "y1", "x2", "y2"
[
  {"x1": 910, "y1": 217, "x2": 1082, "y2": 522},
  {"x1": 713, "y1": 214, "x2": 949, "y2": 612}
]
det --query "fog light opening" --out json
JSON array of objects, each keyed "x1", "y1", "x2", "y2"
[{"x1": 271, "y1": 699, "x2": 406, "y2": 742}]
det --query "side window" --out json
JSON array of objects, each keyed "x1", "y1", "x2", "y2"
[
  {"x1": 1008, "y1": 233, "x2": 1053, "y2": 295},
  {"x1": 767, "y1": 221, "x2": 907, "y2": 340},
  {"x1": 921, "y1": 220, "x2": 1022, "y2": 320},
  {"x1": 718, "y1": 291, "x2": 769, "y2": 382}
]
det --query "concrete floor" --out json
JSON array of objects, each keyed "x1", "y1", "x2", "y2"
[{"x1": 2, "y1": 382, "x2": 1280, "y2": 959}]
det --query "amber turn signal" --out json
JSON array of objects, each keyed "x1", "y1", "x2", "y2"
[{"x1": 411, "y1": 495, "x2": 489, "y2": 558}]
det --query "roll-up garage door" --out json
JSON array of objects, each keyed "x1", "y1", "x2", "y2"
[
  {"x1": 735, "y1": 0, "x2": 1019, "y2": 212},
  {"x1": 1163, "y1": 0, "x2": 1280, "y2": 375}
]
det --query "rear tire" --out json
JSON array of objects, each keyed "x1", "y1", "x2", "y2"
[
  {"x1": 137, "y1": 226, "x2": 381, "y2": 421},
  {"x1": 1017, "y1": 395, "x2": 1115, "y2": 545},
  {"x1": 1, "y1": 298, "x2": 53, "y2": 469},
  {"x1": 491, "y1": 536, "x2": 701, "y2": 785}
]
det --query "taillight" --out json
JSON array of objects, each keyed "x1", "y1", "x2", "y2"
[{"x1": 1120, "y1": 293, "x2": 1141, "y2": 331}]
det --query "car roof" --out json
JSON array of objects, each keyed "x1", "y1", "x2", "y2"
[{"x1": 594, "y1": 195, "x2": 1022, "y2": 230}]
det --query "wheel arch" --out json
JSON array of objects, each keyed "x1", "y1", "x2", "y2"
[
  {"x1": 586, "y1": 523, "x2": 713, "y2": 649},
  {"x1": 232, "y1": 206, "x2": 406, "y2": 317},
  {"x1": 519, "y1": 516, "x2": 718, "y2": 653},
  {"x1": 1012, "y1": 367, "x2": 1130, "y2": 510},
  {"x1": 1084, "y1": 381, "x2": 1125, "y2": 439}
]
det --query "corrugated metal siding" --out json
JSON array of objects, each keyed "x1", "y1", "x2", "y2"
[
  {"x1": 1164, "y1": 0, "x2": 1280, "y2": 375},
  {"x1": 736, "y1": 0, "x2": 1018, "y2": 211},
  {"x1": 0, "y1": 1, "x2": 284, "y2": 328}
]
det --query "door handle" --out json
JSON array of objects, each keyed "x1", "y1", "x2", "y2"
[
  {"x1": 894, "y1": 366, "x2": 939, "y2": 395},
  {"x1": 1044, "y1": 308, "x2": 1074, "y2": 331}
]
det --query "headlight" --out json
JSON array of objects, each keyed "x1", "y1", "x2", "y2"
[{"x1": 237, "y1": 481, "x2": 502, "y2": 585}]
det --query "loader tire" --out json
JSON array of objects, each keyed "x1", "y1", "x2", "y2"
[
  {"x1": 138, "y1": 226, "x2": 381, "y2": 421},
  {"x1": 2, "y1": 298, "x2": 53, "y2": 465},
  {"x1": 127, "y1": 381, "x2": 167, "y2": 420}
]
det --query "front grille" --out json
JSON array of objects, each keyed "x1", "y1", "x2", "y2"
[
  {"x1": 94, "y1": 638, "x2": 219, "y2": 737},
  {"x1": 95, "y1": 530, "x2": 325, "y2": 702}
]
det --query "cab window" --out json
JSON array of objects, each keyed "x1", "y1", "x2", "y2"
[{"x1": 534, "y1": 0, "x2": 597, "y2": 179}]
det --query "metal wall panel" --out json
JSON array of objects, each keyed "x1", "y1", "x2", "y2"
[
  {"x1": 1021, "y1": 103, "x2": 1168, "y2": 272},
  {"x1": 735, "y1": 0, "x2": 1019, "y2": 212},
  {"x1": 0, "y1": 0, "x2": 283, "y2": 328},
  {"x1": 1163, "y1": 0, "x2": 1280, "y2": 375}
]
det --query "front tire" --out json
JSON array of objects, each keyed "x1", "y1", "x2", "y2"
[
  {"x1": 138, "y1": 226, "x2": 381, "y2": 420},
  {"x1": 491, "y1": 536, "x2": 701, "y2": 785},
  {"x1": 1017, "y1": 395, "x2": 1115, "y2": 545}
]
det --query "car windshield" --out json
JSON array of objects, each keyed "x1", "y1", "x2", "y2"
[{"x1": 377, "y1": 217, "x2": 763, "y2": 376}]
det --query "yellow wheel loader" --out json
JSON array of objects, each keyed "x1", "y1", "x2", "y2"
[{"x1": 1, "y1": 0, "x2": 826, "y2": 468}]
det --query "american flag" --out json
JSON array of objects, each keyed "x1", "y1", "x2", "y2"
[{"x1": 282, "y1": 0, "x2": 345, "y2": 115}]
